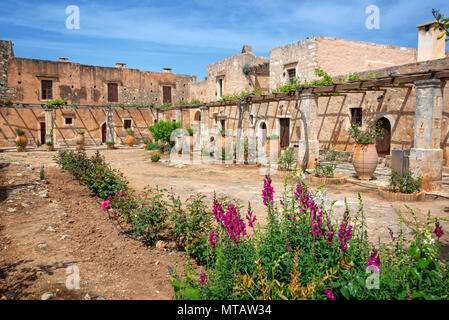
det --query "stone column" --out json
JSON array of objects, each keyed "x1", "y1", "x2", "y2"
[
  {"x1": 44, "y1": 108, "x2": 54, "y2": 145},
  {"x1": 175, "y1": 108, "x2": 182, "y2": 123},
  {"x1": 297, "y1": 93, "x2": 319, "y2": 170},
  {"x1": 236, "y1": 103, "x2": 251, "y2": 164},
  {"x1": 106, "y1": 108, "x2": 114, "y2": 143},
  {"x1": 409, "y1": 79, "x2": 445, "y2": 191},
  {"x1": 200, "y1": 106, "x2": 209, "y2": 150}
]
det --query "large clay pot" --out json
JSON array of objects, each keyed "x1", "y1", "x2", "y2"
[
  {"x1": 353, "y1": 144, "x2": 378, "y2": 180},
  {"x1": 16, "y1": 135, "x2": 27, "y2": 148},
  {"x1": 75, "y1": 133, "x2": 85, "y2": 150},
  {"x1": 46, "y1": 145, "x2": 54, "y2": 151},
  {"x1": 16, "y1": 146, "x2": 25, "y2": 152},
  {"x1": 266, "y1": 139, "x2": 280, "y2": 157},
  {"x1": 125, "y1": 135, "x2": 135, "y2": 147}
]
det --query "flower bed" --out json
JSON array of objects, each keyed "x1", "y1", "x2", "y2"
[
  {"x1": 54, "y1": 151, "x2": 449, "y2": 300},
  {"x1": 307, "y1": 174, "x2": 347, "y2": 185},
  {"x1": 378, "y1": 187, "x2": 426, "y2": 201}
]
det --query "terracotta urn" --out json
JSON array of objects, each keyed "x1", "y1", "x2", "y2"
[
  {"x1": 16, "y1": 134, "x2": 27, "y2": 148},
  {"x1": 46, "y1": 145, "x2": 54, "y2": 151},
  {"x1": 353, "y1": 144, "x2": 378, "y2": 180},
  {"x1": 125, "y1": 135, "x2": 135, "y2": 147},
  {"x1": 75, "y1": 133, "x2": 85, "y2": 145},
  {"x1": 16, "y1": 145, "x2": 25, "y2": 152},
  {"x1": 266, "y1": 138, "x2": 280, "y2": 158}
]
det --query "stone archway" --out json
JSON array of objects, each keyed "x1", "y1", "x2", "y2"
[
  {"x1": 101, "y1": 122, "x2": 107, "y2": 143},
  {"x1": 258, "y1": 120, "x2": 267, "y2": 148},
  {"x1": 376, "y1": 117, "x2": 391, "y2": 157}
]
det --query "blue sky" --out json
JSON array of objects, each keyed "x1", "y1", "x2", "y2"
[{"x1": 0, "y1": 0, "x2": 448, "y2": 80}]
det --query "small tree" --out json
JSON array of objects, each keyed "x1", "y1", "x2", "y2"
[
  {"x1": 148, "y1": 120, "x2": 182, "y2": 144},
  {"x1": 432, "y1": 9, "x2": 449, "y2": 42}
]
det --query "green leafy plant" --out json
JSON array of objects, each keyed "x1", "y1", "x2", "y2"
[
  {"x1": 279, "y1": 147, "x2": 295, "y2": 170},
  {"x1": 266, "y1": 134, "x2": 279, "y2": 140},
  {"x1": 46, "y1": 99, "x2": 67, "y2": 108},
  {"x1": 242, "y1": 64, "x2": 251, "y2": 75},
  {"x1": 39, "y1": 166, "x2": 45, "y2": 180},
  {"x1": 15, "y1": 128, "x2": 25, "y2": 136},
  {"x1": 16, "y1": 140, "x2": 26, "y2": 147},
  {"x1": 389, "y1": 169, "x2": 423, "y2": 194},
  {"x1": 127, "y1": 129, "x2": 135, "y2": 136},
  {"x1": 77, "y1": 130, "x2": 85, "y2": 135},
  {"x1": 348, "y1": 121, "x2": 383, "y2": 145},
  {"x1": 433, "y1": 9, "x2": 449, "y2": 42},
  {"x1": 46, "y1": 141, "x2": 53, "y2": 146},
  {"x1": 105, "y1": 141, "x2": 115, "y2": 146},
  {"x1": 148, "y1": 120, "x2": 182, "y2": 145},
  {"x1": 314, "y1": 158, "x2": 334, "y2": 178},
  {"x1": 145, "y1": 142, "x2": 161, "y2": 151},
  {"x1": 187, "y1": 128, "x2": 194, "y2": 136}
]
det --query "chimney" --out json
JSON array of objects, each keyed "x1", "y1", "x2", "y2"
[
  {"x1": 163, "y1": 67, "x2": 172, "y2": 73},
  {"x1": 416, "y1": 21, "x2": 446, "y2": 62},
  {"x1": 241, "y1": 45, "x2": 253, "y2": 54},
  {"x1": 115, "y1": 62, "x2": 127, "y2": 68},
  {"x1": 59, "y1": 57, "x2": 69, "y2": 62}
]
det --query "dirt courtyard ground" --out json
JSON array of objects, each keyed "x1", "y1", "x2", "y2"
[{"x1": 1, "y1": 147, "x2": 449, "y2": 299}]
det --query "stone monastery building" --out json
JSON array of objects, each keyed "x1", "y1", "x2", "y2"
[{"x1": 1, "y1": 21, "x2": 449, "y2": 191}]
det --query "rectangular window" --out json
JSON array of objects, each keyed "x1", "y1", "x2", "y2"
[
  {"x1": 108, "y1": 83, "x2": 118, "y2": 102},
  {"x1": 350, "y1": 108, "x2": 363, "y2": 126},
  {"x1": 220, "y1": 119, "x2": 225, "y2": 131},
  {"x1": 65, "y1": 117, "x2": 73, "y2": 125},
  {"x1": 217, "y1": 78, "x2": 224, "y2": 99},
  {"x1": 287, "y1": 69, "x2": 296, "y2": 84},
  {"x1": 163, "y1": 86, "x2": 172, "y2": 103},
  {"x1": 41, "y1": 80, "x2": 52, "y2": 100},
  {"x1": 123, "y1": 119, "x2": 132, "y2": 130}
]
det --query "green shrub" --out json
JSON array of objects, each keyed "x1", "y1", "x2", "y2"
[
  {"x1": 105, "y1": 141, "x2": 115, "y2": 146},
  {"x1": 46, "y1": 141, "x2": 53, "y2": 146},
  {"x1": 146, "y1": 142, "x2": 161, "y2": 151},
  {"x1": 279, "y1": 147, "x2": 295, "y2": 170},
  {"x1": 15, "y1": 128, "x2": 25, "y2": 136},
  {"x1": 16, "y1": 140, "x2": 26, "y2": 147},
  {"x1": 148, "y1": 120, "x2": 182, "y2": 144},
  {"x1": 389, "y1": 169, "x2": 423, "y2": 194}
]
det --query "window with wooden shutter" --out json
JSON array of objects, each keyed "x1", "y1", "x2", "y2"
[
  {"x1": 41, "y1": 80, "x2": 53, "y2": 100},
  {"x1": 108, "y1": 83, "x2": 118, "y2": 102},
  {"x1": 163, "y1": 86, "x2": 172, "y2": 103},
  {"x1": 287, "y1": 69, "x2": 296, "y2": 84}
]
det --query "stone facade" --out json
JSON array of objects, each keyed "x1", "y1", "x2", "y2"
[
  {"x1": 269, "y1": 36, "x2": 417, "y2": 90},
  {"x1": 189, "y1": 45, "x2": 269, "y2": 102}
]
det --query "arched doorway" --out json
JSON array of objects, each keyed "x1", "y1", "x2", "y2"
[
  {"x1": 258, "y1": 121, "x2": 267, "y2": 147},
  {"x1": 376, "y1": 117, "x2": 391, "y2": 157},
  {"x1": 101, "y1": 123, "x2": 107, "y2": 143},
  {"x1": 194, "y1": 111, "x2": 201, "y2": 135}
]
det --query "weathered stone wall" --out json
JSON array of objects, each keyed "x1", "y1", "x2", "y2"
[
  {"x1": 269, "y1": 36, "x2": 417, "y2": 91},
  {"x1": 269, "y1": 38, "x2": 318, "y2": 91},
  {"x1": 5, "y1": 54, "x2": 195, "y2": 106},
  {"x1": 0, "y1": 106, "x2": 156, "y2": 147},
  {"x1": 0, "y1": 40, "x2": 19, "y2": 101},
  {"x1": 315, "y1": 37, "x2": 416, "y2": 78},
  {"x1": 189, "y1": 50, "x2": 269, "y2": 102}
]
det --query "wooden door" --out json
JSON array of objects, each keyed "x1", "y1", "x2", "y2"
[
  {"x1": 163, "y1": 86, "x2": 172, "y2": 103},
  {"x1": 376, "y1": 117, "x2": 391, "y2": 157},
  {"x1": 40, "y1": 122, "x2": 46, "y2": 145},
  {"x1": 108, "y1": 83, "x2": 118, "y2": 102},
  {"x1": 280, "y1": 118, "x2": 290, "y2": 149},
  {"x1": 101, "y1": 123, "x2": 107, "y2": 143}
]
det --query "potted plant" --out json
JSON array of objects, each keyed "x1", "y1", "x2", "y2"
[
  {"x1": 16, "y1": 140, "x2": 26, "y2": 152},
  {"x1": 266, "y1": 134, "x2": 280, "y2": 157},
  {"x1": 125, "y1": 129, "x2": 135, "y2": 147},
  {"x1": 187, "y1": 128, "x2": 194, "y2": 153},
  {"x1": 46, "y1": 141, "x2": 54, "y2": 151},
  {"x1": 142, "y1": 138, "x2": 151, "y2": 149},
  {"x1": 348, "y1": 121, "x2": 383, "y2": 180},
  {"x1": 15, "y1": 128, "x2": 27, "y2": 149},
  {"x1": 308, "y1": 155, "x2": 347, "y2": 185},
  {"x1": 106, "y1": 141, "x2": 115, "y2": 150},
  {"x1": 378, "y1": 169, "x2": 425, "y2": 201},
  {"x1": 75, "y1": 130, "x2": 85, "y2": 150}
]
